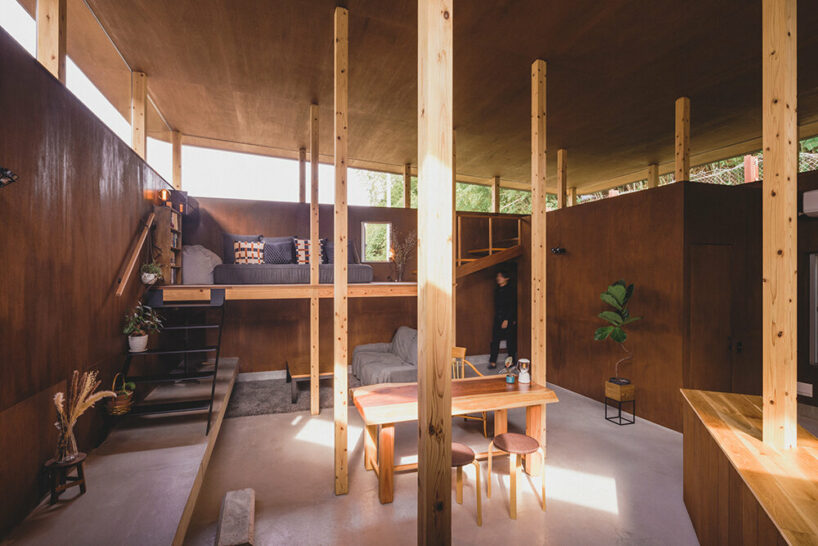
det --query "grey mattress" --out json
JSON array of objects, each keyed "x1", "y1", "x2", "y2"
[{"x1": 213, "y1": 263, "x2": 374, "y2": 284}]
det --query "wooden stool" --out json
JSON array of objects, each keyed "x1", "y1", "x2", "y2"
[
  {"x1": 487, "y1": 433, "x2": 545, "y2": 519},
  {"x1": 452, "y1": 442, "x2": 482, "y2": 526},
  {"x1": 44, "y1": 452, "x2": 87, "y2": 504}
]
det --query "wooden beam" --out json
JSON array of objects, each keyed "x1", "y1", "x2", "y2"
[
  {"x1": 452, "y1": 130, "x2": 457, "y2": 343},
  {"x1": 36, "y1": 0, "x2": 66, "y2": 83},
  {"x1": 647, "y1": 163, "x2": 659, "y2": 189},
  {"x1": 131, "y1": 71, "x2": 147, "y2": 159},
  {"x1": 491, "y1": 175, "x2": 501, "y2": 213},
  {"x1": 333, "y1": 7, "x2": 350, "y2": 495},
  {"x1": 675, "y1": 97, "x2": 691, "y2": 182},
  {"x1": 567, "y1": 186, "x2": 577, "y2": 207},
  {"x1": 404, "y1": 163, "x2": 412, "y2": 208},
  {"x1": 418, "y1": 0, "x2": 453, "y2": 542},
  {"x1": 762, "y1": 0, "x2": 797, "y2": 449},
  {"x1": 556, "y1": 149, "x2": 567, "y2": 208},
  {"x1": 171, "y1": 131, "x2": 182, "y2": 190},
  {"x1": 299, "y1": 147, "x2": 307, "y2": 203},
  {"x1": 744, "y1": 154, "x2": 760, "y2": 183},
  {"x1": 529, "y1": 58, "x2": 547, "y2": 476},
  {"x1": 309, "y1": 105, "x2": 320, "y2": 417}
]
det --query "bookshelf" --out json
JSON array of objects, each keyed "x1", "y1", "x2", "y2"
[{"x1": 154, "y1": 204, "x2": 183, "y2": 284}]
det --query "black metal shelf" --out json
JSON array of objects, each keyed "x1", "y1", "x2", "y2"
[
  {"x1": 127, "y1": 370, "x2": 215, "y2": 384},
  {"x1": 162, "y1": 324, "x2": 221, "y2": 331},
  {"x1": 128, "y1": 345, "x2": 218, "y2": 357}
]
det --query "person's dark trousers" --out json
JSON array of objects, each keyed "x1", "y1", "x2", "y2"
[{"x1": 489, "y1": 319, "x2": 517, "y2": 364}]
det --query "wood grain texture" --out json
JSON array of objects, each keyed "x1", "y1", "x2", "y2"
[
  {"x1": 131, "y1": 70, "x2": 147, "y2": 158},
  {"x1": 310, "y1": 103, "x2": 320, "y2": 416},
  {"x1": 334, "y1": 6, "x2": 349, "y2": 496},
  {"x1": 556, "y1": 149, "x2": 567, "y2": 209},
  {"x1": 35, "y1": 0, "x2": 65, "y2": 83},
  {"x1": 0, "y1": 29, "x2": 167, "y2": 536},
  {"x1": 491, "y1": 175, "x2": 500, "y2": 213},
  {"x1": 675, "y1": 97, "x2": 690, "y2": 182},
  {"x1": 298, "y1": 146, "x2": 306, "y2": 203},
  {"x1": 567, "y1": 187, "x2": 576, "y2": 207},
  {"x1": 682, "y1": 389, "x2": 814, "y2": 545},
  {"x1": 647, "y1": 163, "x2": 659, "y2": 189},
  {"x1": 417, "y1": 0, "x2": 454, "y2": 540},
  {"x1": 172, "y1": 130, "x2": 182, "y2": 190},
  {"x1": 404, "y1": 162, "x2": 412, "y2": 208},
  {"x1": 761, "y1": 0, "x2": 798, "y2": 449}
]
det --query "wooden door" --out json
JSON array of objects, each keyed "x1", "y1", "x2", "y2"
[{"x1": 687, "y1": 244, "x2": 734, "y2": 392}]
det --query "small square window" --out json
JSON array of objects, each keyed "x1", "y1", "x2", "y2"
[{"x1": 361, "y1": 222, "x2": 391, "y2": 262}]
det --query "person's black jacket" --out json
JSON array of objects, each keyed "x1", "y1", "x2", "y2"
[{"x1": 494, "y1": 283, "x2": 517, "y2": 324}]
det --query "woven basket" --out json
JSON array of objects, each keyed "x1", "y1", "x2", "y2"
[{"x1": 107, "y1": 373, "x2": 134, "y2": 416}]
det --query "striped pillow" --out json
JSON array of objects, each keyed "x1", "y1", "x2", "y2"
[
  {"x1": 234, "y1": 241, "x2": 264, "y2": 264},
  {"x1": 294, "y1": 238, "x2": 311, "y2": 264}
]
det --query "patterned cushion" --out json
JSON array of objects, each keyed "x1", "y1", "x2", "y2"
[
  {"x1": 222, "y1": 233, "x2": 262, "y2": 264},
  {"x1": 264, "y1": 238, "x2": 294, "y2": 264},
  {"x1": 294, "y1": 238, "x2": 327, "y2": 264},
  {"x1": 234, "y1": 241, "x2": 264, "y2": 264}
]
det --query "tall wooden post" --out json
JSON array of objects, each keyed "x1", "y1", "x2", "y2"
[
  {"x1": 131, "y1": 71, "x2": 147, "y2": 159},
  {"x1": 762, "y1": 0, "x2": 797, "y2": 449},
  {"x1": 418, "y1": 0, "x2": 453, "y2": 542},
  {"x1": 452, "y1": 130, "x2": 457, "y2": 343},
  {"x1": 299, "y1": 147, "x2": 307, "y2": 203},
  {"x1": 404, "y1": 163, "x2": 412, "y2": 208},
  {"x1": 309, "y1": 104, "x2": 320, "y2": 416},
  {"x1": 36, "y1": 0, "x2": 66, "y2": 83},
  {"x1": 675, "y1": 97, "x2": 690, "y2": 182},
  {"x1": 171, "y1": 131, "x2": 182, "y2": 190},
  {"x1": 527, "y1": 59, "x2": 547, "y2": 476},
  {"x1": 333, "y1": 8, "x2": 350, "y2": 494},
  {"x1": 491, "y1": 176, "x2": 501, "y2": 213},
  {"x1": 647, "y1": 163, "x2": 659, "y2": 189},
  {"x1": 556, "y1": 149, "x2": 567, "y2": 208},
  {"x1": 567, "y1": 187, "x2": 577, "y2": 207}
]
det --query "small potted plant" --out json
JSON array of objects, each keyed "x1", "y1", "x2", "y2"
[
  {"x1": 594, "y1": 280, "x2": 641, "y2": 399},
  {"x1": 123, "y1": 303, "x2": 163, "y2": 352},
  {"x1": 140, "y1": 262, "x2": 163, "y2": 285},
  {"x1": 107, "y1": 373, "x2": 136, "y2": 416}
]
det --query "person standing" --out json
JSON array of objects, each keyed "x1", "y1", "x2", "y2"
[{"x1": 489, "y1": 269, "x2": 517, "y2": 370}]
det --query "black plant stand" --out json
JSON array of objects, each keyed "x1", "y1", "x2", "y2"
[{"x1": 605, "y1": 397, "x2": 636, "y2": 425}]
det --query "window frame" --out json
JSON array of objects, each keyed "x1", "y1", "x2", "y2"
[{"x1": 360, "y1": 221, "x2": 392, "y2": 263}]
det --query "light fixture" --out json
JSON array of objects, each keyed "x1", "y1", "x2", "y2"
[
  {"x1": 158, "y1": 188, "x2": 171, "y2": 202},
  {"x1": 0, "y1": 166, "x2": 18, "y2": 187}
]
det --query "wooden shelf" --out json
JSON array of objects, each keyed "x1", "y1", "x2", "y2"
[{"x1": 158, "y1": 282, "x2": 418, "y2": 302}]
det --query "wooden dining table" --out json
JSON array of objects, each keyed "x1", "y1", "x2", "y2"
[{"x1": 352, "y1": 375, "x2": 559, "y2": 504}]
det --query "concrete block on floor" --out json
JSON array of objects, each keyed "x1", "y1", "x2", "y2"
[{"x1": 216, "y1": 488, "x2": 255, "y2": 546}]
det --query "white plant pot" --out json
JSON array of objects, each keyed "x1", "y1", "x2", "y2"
[
  {"x1": 141, "y1": 272, "x2": 158, "y2": 285},
  {"x1": 128, "y1": 334, "x2": 148, "y2": 353}
]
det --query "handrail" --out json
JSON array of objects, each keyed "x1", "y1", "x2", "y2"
[
  {"x1": 115, "y1": 211, "x2": 156, "y2": 297},
  {"x1": 456, "y1": 212, "x2": 521, "y2": 266}
]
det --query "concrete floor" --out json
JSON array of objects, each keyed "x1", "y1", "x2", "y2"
[{"x1": 186, "y1": 384, "x2": 699, "y2": 545}]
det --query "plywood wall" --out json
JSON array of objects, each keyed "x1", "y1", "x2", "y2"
[{"x1": 0, "y1": 28, "x2": 167, "y2": 537}]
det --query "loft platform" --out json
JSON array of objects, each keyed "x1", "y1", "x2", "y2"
[{"x1": 155, "y1": 282, "x2": 418, "y2": 302}]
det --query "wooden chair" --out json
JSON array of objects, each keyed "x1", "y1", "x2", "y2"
[
  {"x1": 452, "y1": 442, "x2": 482, "y2": 526},
  {"x1": 487, "y1": 432, "x2": 546, "y2": 519},
  {"x1": 452, "y1": 347, "x2": 488, "y2": 437}
]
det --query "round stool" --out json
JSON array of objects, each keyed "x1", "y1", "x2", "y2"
[
  {"x1": 452, "y1": 442, "x2": 481, "y2": 526},
  {"x1": 487, "y1": 433, "x2": 546, "y2": 519},
  {"x1": 44, "y1": 452, "x2": 87, "y2": 505}
]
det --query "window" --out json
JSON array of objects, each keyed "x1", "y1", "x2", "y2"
[{"x1": 361, "y1": 222, "x2": 391, "y2": 262}]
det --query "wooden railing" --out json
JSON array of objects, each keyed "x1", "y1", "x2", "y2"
[{"x1": 115, "y1": 211, "x2": 155, "y2": 297}]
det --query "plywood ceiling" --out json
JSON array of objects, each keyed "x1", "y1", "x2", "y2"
[{"x1": 21, "y1": 0, "x2": 818, "y2": 191}]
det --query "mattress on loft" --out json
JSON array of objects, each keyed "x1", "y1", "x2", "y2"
[{"x1": 212, "y1": 263, "x2": 374, "y2": 284}]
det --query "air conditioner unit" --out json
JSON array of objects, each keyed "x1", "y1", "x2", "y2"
[{"x1": 804, "y1": 190, "x2": 818, "y2": 217}]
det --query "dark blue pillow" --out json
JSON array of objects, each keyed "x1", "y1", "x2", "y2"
[
  {"x1": 223, "y1": 233, "x2": 262, "y2": 264},
  {"x1": 324, "y1": 240, "x2": 360, "y2": 264},
  {"x1": 263, "y1": 236, "x2": 295, "y2": 264}
]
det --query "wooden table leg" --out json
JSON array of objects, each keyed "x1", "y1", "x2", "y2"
[
  {"x1": 378, "y1": 423, "x2": 395, "y2": 504},
  {"x1": 494, "y1": 409, "x2": 508, "y2": 436},
  {"x1": 525, "y1": 403, "x2": 545, "y2": 475},
  {"x1": 364, "y1": 424, "x2": 377, "y2": 471}
]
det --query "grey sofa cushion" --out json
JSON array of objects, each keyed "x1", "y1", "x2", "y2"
[
  {"x1": 352, "y1": 342, "x2": 392, "y2": 377},
  {"x1": 359, "y1": 353, "x2": 416, "y2": 385},
  {"x1": 213, "y1": 263, "x2": 374, "y2": 284},
  {"x1": 391, "y1": 326, "x2": 418, "y2": 365},
  {"x1": 182, "y1": 245, "x2": 223, "y2": 284}
]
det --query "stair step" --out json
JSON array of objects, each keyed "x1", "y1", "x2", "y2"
[
  {"x1": 130, "y1": 398, "x2": 212, "y2": 415},
  {"x1": 467, "y1": 247, "x2": 513, "y2": 254},
  {"x1": 161, "y1": 324, "x2": 221, "y2": 331},
  {"x1": 128, "y1": 345, "x2": 219, "y2": 357},
  {"x1": 217, "y1": 488, "x2": 256, "y2": 546},
  {"x1": 127, "y1": 370, "x2": 216, "y2": 384}
]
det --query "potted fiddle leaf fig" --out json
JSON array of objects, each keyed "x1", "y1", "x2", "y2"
[{"x1": 594, "y1": 280, "x2": 641, "y2": 391}]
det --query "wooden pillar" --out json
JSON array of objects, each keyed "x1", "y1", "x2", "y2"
[
  {"x1": 528, "y1": 58, "x2": 547, "y2": 476},
  {"x1": 675, "y1": 97, "x2": 690, "y2": 182},
  {"x1": 36, "y1": 0, "x2": 66, "y2": 83},
  {"x1": 333, "y1": 7, "x2": 350, "y2": 495},
  {"x1": 744, "y1": 154, "x2": 760, "y2": 183},
  {"x1": 762, "y1": 0, "x2": 797, "y2": 449},
  {"x1": 171, "y1": 131, "x2": 182, "y2": 190},
  {"x1": 647, "y1": 163, "x2": 659, "y2": 189},
  {"x1": 567, "y1": 187, "x2": 577, "y2": 207},
  {"x1": 299, "y1": 147, "x2": 307, "y2": 203},
  {"x1": 309, "y1": 104, "x2": 320, "y2": 417},
  {"x1": 491, "y1": 176, "x2": 501, "y2": 213},
  {"x1": 404, "y1": 163, "x2": 412, "y2": 208},
  {"x1": 556, "y1": 149, "x2": 567, "y2": 209},
  {"x1": 131, "y1": 71, "x2": 147, "y2": 159},
  {"x1": 418, "y1": 0, "x2": 453, "y2": 542},
  {"x1": 452, "y1": 130, "x2": 457, "y2": 342}
]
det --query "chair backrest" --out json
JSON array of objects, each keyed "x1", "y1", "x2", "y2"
[{"x1": 452, "y1": 347, "x2": 482, "y2": 379}]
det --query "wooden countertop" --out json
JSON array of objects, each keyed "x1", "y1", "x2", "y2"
[
  {"x1": 354, "y1": 375, "x2": 558, "y2": 425},
  {"x1": 681, "y1": 389, "x2": 818, "y2": 544}
]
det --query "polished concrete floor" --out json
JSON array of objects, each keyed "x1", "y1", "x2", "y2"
[{"x1": 186, "y1": 383, "x2": 700, "y2": 545}]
